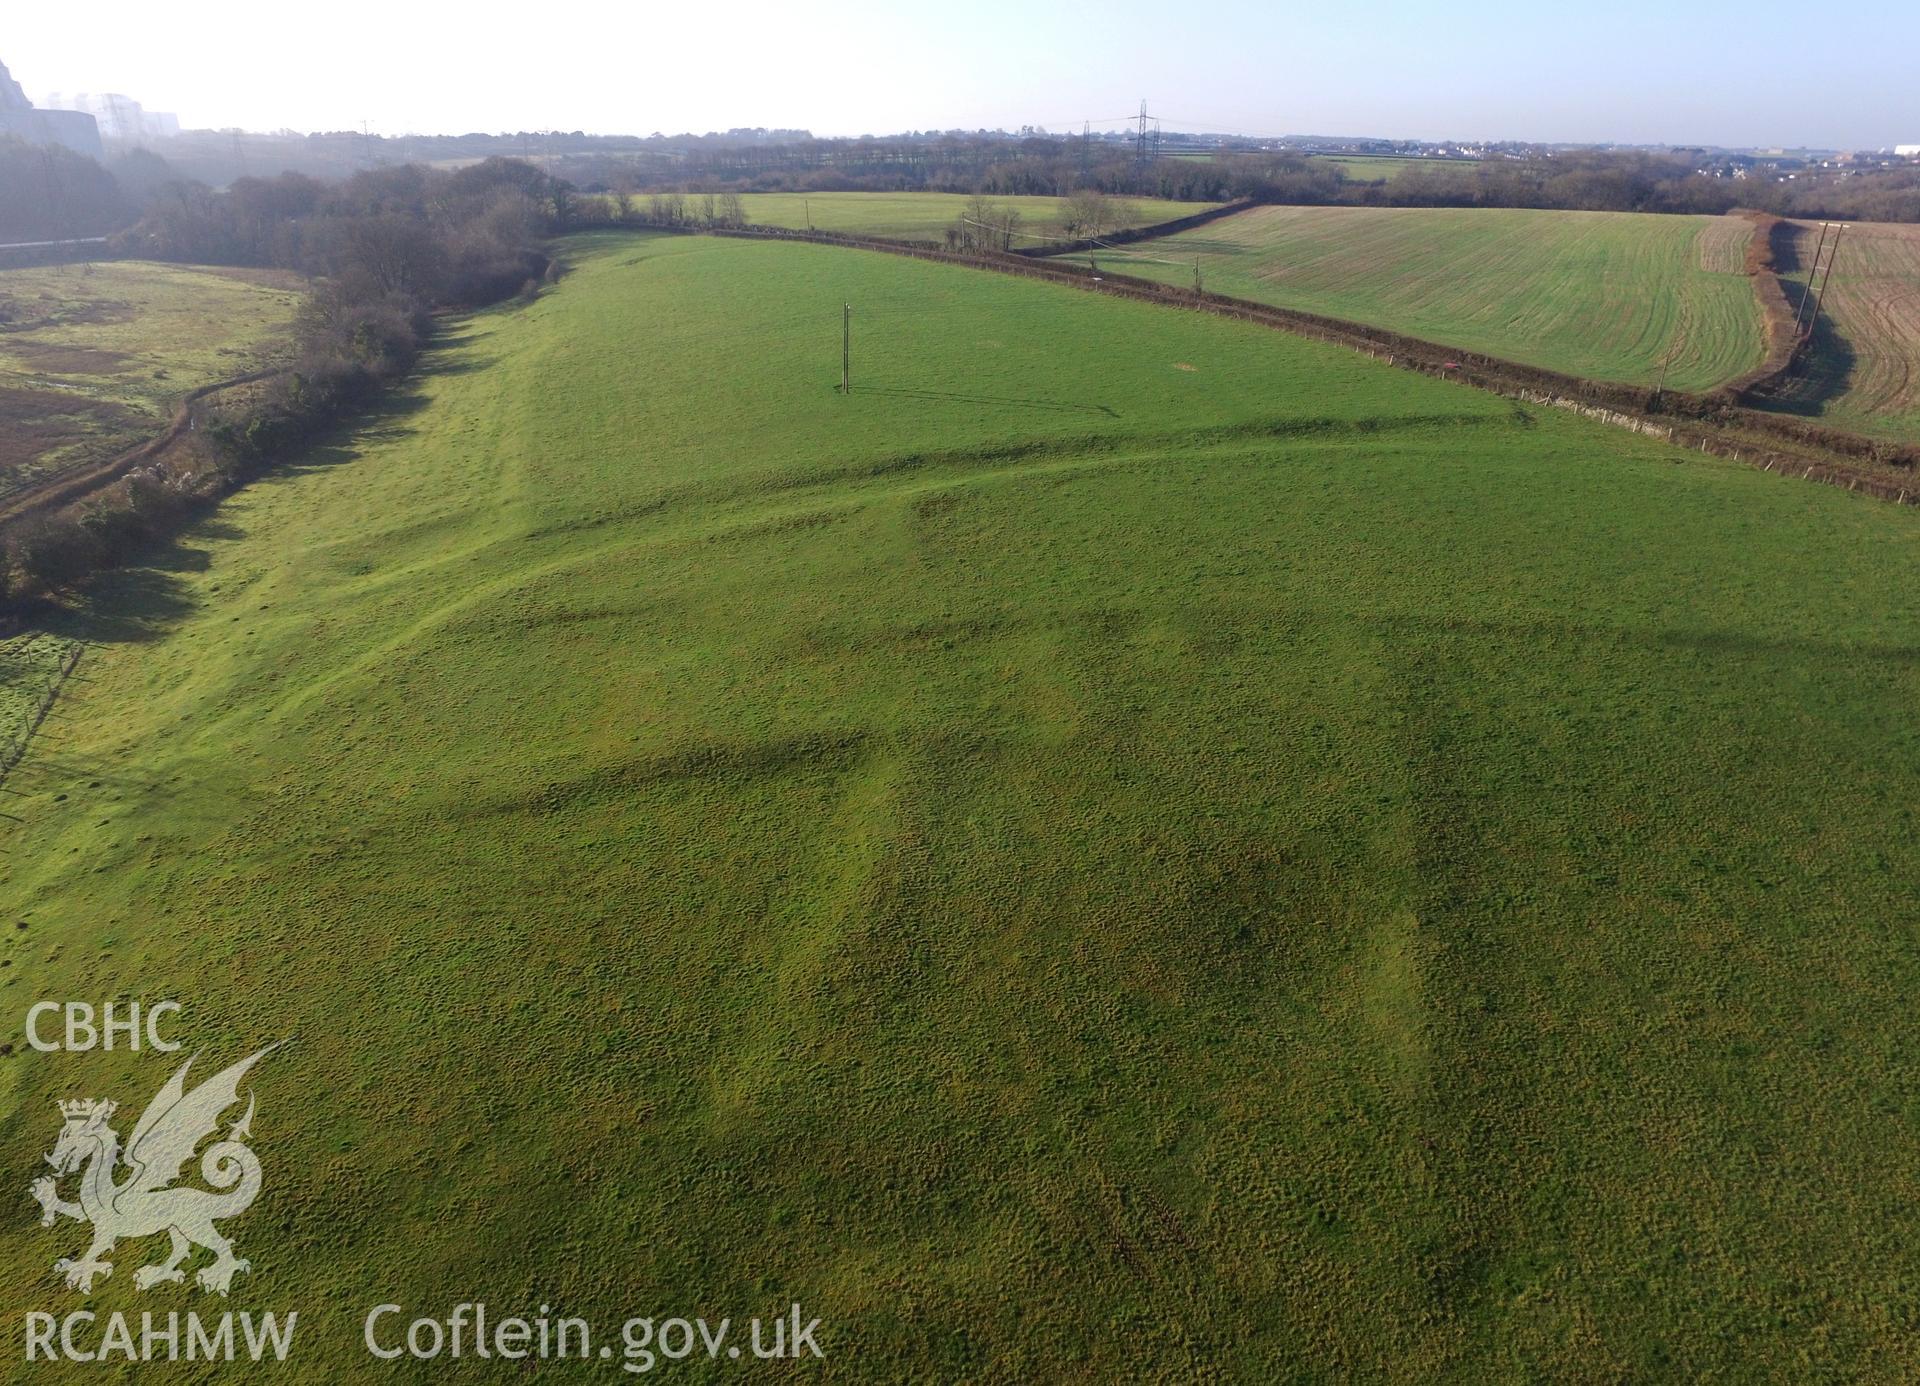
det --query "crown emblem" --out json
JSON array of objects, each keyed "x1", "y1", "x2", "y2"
[{"x1": 56, "y1": 1098, "x2": 115, "y2": 1121}]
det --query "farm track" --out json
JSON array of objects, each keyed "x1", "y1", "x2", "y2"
[{"x1": 0, "y1": 366, "x2": 277, "y2": 523}]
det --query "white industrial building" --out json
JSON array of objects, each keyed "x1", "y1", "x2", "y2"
[{"x1": 41, "y1": 92, "x2": 179, "y2": 143}]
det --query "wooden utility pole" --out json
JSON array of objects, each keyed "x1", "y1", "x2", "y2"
[
  {"x1": 1806, "y1": 223, "x2": 1845, "y2": 345},
  {"x1": 841, "y1": 303, "x2": 851, "y2": 393},
  {"x1": 1791, "y1": 221, "x2": 1831, "y2": 340},
  {"x1": 806, "y1": 198, "x2": 813, "y2": 233},
  {"x1": 1194, "y1": 256, "x2": 1203, "y2": 295}
]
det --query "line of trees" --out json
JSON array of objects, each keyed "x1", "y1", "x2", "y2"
[
  {"x1": 936, "y1": 192, "x2": 1142, "y2": 251},
  {"x1": 13, "y1": 127, "x2": 1920, "y2": 261},
  {"x1": 3, "y1": 157, "x2": 572, "y2": 606},
  {"x1": 0, "y1": 135, "x2": 130, "y2": 241},
  {"x1": 555, "y1": 140, "x2": 1920, "y2": 225},
  {"x1": 612, "y1": 189, "x2": 748, "y2": 227},
  {"x1": 1347, "y1": 151, "x2": 1920, "y2": 223}
]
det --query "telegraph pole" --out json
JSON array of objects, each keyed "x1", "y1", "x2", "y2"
[
  {"x1": 1791, "y1": 221, "x2": 1831, "y2": 341},
  {"x1": 1806, "y1": 223, "x2": 1844, "y2": 347},
  {"x1": 1194, "y1": 256, "x2": 1203, "y2": 295},
  {"x1": 841, "y1": 303, "x2": 851, "y2": 393}
]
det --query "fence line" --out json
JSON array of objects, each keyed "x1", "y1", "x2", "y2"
[{"x1": 0, "y1": 641, "x2": 83, "y2": 790}]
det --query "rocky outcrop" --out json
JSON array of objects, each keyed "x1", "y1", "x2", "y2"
[
  {"x1": 0, "y1": 60, "x2": 104, "y2": 159},
  {"x1": 0, "y1": 59, "x2": 32, "y2": 112}
]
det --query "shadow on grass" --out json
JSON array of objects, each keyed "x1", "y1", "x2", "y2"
[
  {"x1": 40, "y1": 359, "x2": 457, "y2": 648},
  {"x1": 1757, "y1": 222, "x2": 1859, "y2": 419},
  {"x1": 1373, "y1": 609, "x2": 1920, "y2": 667},
  {"x1": 420, "y1": 351, "x2": 501, "y2": 378},
  {"x1": 856, "y1": 385, "x2": 1119, "y2": 418},
  {"x1": 39, "y1": 564, "x2": 202, "y2": 646},
  {"x1": 1760, "y1": 283, "x2": 1858, "y2": 419}
]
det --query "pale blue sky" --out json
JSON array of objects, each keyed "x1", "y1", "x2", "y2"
[{"x1": 7, "y1": 0, "x2": 1916, "y2": 148}]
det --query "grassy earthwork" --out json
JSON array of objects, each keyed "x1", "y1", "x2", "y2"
[{"x1": 1, "y1": 230, "x2": 1917, "y2": 1379}]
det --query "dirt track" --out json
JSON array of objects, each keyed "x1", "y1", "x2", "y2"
[{"x1": 0, "y1": 367, "x2": 278, "y2": 526}]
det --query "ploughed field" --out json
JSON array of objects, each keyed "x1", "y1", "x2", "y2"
[
  {"x1": 0, "y1": 260, "x2": 300, "y2": 498},
  {"x1": 1771, "y1": 218, "x2": 1920, "y2": 443},
  {"x1": 4, "y1": 230, "x2": 1918, "y2": 1379},
  {"x1": 1112, "y1": 205, "x2": 1768, "y2": 392}
]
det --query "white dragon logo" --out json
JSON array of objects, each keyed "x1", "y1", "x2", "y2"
[{"x1": 27, "y1": 1045, "x2": 279, "y2": 1296}]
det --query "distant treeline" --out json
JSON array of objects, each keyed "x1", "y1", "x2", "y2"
[
  {"x1": 0, "y1": 135, "x2": 139, "y2": 241},
  {"x1": 572, "y1": 143, "x2": 1920, "y2": 226},
  {"x1": 481, "y1": 134, "x2": 1920, "y2": 223},
  {"x1": 1345, "y1": 151, "x2": 1920, "y2": 224},
  {"x1": 3, "y1": 158, "x2": 574, "y2": 606},
  {"x1": 9, "y1": 130, "x2": 1920, "y2": 251}
]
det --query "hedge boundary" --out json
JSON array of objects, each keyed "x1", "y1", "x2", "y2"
[
  {"x1": 1010, "y1": 200, "x2": 1259, "y2": 259},
  {"x1": 1716, "y1": 211, "x2": 1804, "y2": 401}
]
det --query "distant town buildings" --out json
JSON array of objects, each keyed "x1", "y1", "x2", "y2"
[
  {"x1": 1897, "y1": 144, "x2": 1920, "y2": 158},
  {"x1": 0, "y1": 58, "x2": 103, "y2": 160},
  {"x1": 42, "y1": 91, "x2": 180, "y2": 144}
]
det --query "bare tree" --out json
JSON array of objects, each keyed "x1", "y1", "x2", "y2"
[
  {"x1": 956, "y1": 194, "x2": 999, "y2": 252},
  {"x1": 1064, "y1": 187, "x2": 1108, "y2": 239}
]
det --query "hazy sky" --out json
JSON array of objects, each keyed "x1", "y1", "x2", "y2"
[{"x1": 8, "y1": 1, "x2": 1917, "y2": 149}]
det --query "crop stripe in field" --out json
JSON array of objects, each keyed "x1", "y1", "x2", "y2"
[{"x1": 689, "y1": 225, "x2": 1919, "y2": 507}]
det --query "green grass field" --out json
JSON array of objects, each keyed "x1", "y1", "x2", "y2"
[
  {"x1": 1312, "y1": 156, "x2": 1480, "y2": 182},
  {"x1": 1115, "y1": 205, "x2": 1768, "y2": 392},
  {"x1": 4, "y1": 230, "x2": 1919, "y2": 1379},
  {"x1": 0, "y1": 260, "x2": 300, "y2": 497},
  {"x1": 0, "y1": 631, "x2": 79, "y2": 760},
  {"x1": 714, "y1": 191, "x2": 1213, "y2": 242}
]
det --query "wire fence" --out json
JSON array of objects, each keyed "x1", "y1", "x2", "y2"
[{"x1": 0, "y1": 638, "x2": 82, "y2": 790}]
